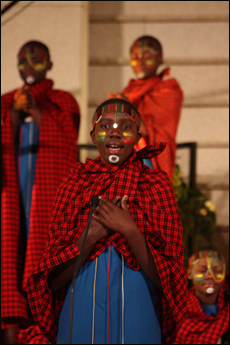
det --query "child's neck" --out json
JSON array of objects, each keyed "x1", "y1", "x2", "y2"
[{"x1": 196, "y1": 291, "x2": 218, "y2": 306}]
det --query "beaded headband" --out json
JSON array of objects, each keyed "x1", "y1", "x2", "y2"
[{"x1": 92, "y1": 102, "x2": 141, "y2": 128}]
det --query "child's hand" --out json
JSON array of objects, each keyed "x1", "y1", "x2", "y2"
[
  {"x1": 88, "y1": 196, "x2": 121, "y2": 242},
  {"x1": 13, "y1": 88, "x2": 28, "y2": 111},
  {"x1": 13, "y1": 86, "x2": 35, "y2": 113},
  {"x1": 93, "y1": 196, "x2": 137, "y2": 236},
  {"x1": 107, "y1": 92, "x2": 129, "y2": 102}
]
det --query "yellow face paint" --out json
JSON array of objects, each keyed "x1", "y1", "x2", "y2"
[
  {"x1": 96, "y1": 131, "x2": 106, "y2": 142},
  {"x1": 130, "y1": 60, "x2": 138, "y2": 66},
  {"x1": 123, "y1": 132, "x2": 135, "y2": 143},
  {"x1": 146, "y1": 60, "x2": 154, "y2": 65}
]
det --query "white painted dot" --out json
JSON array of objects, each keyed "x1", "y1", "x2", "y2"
[{"x1": 113, "y1": 123, "x2": 118, "y2": 128}]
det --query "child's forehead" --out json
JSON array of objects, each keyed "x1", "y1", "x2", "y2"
[
  {"x1": 18, "y1": 44, "x2": 47, "y2": 58},
  {"x1": 131, "y1": 39, "x2": 159, "y2": 53},
  {"x1": 99, "y1": 114, "x2": 133, "y2": 122}
]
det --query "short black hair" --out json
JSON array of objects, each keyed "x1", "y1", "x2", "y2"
[{"x1": 19, "y1": 40, "x2": 50, "y2": 59}]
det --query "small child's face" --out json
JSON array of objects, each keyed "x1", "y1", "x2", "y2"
[
  {"x1": 91, "y1": 113, "x2": 140, "y2": 165},
  {"x1": 188, "y1": 253, "x2": 225, "y2": 298},
  {"x1": 17, "y1": 43, "x2": 52, "y2": 85},
  {"x1": 130, "y1": 39, "x2": 162, "y2": 79}
]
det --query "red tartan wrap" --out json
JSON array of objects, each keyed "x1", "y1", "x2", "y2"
[
  {"x1": 1, "y1": 79, "x2": 80, "y2": 330},
  {"x1": 16, "y1": 324, "x2": 51, "y2": 344},
  {"x1": 26, "y1": 143, "x2": 187, "y2": 344},
  {"x1": 174, "y1": 280, "x2": 229, "y2": 344},
  {"x1": 122, "y1": 68, "x2": 183, "y2": 180}
]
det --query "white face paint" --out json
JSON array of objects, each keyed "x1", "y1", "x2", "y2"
[
  {"x1": 206, "y1": 287, "x2": 214, "y2": 294},
  {"x1": 136, "y1": 71, "x2": 145, "y2": 79},
  {"x1": 26, "y1": 75, "x2": 35, "y2": 84},
  {"x1": 109, "y1": 155, "x2": 119, "y2": 164}
]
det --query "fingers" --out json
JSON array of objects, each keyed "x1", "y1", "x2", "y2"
[
  {"x1": 95, "y1": 196, "x2": 120, "y2": 217},
  {"x1": 121, "y1": 195, "x2": 129, "y2": 211},
  {"x1": 112, "y1": 196, "x2": 121, "y2": 205},
  {"x1": 96, "y1": 195, "x2": 128, "y2": 215}
]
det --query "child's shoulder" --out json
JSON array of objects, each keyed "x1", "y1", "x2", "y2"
[{"x1": 141, "y1": 165, "x2": 173, "y2": 191}]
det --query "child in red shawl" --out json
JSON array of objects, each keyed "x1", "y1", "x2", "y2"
[
  {"x1": 174, "y1": 249, "x2": 229, "y2": 344},
  {"x1": 26, "y1": 98, "x2": 187, "y2": 344},
  {"x1": 1, "y1": 40, "x2": 80, "y2": 344},
  {"x1": 108, "y1": 35, "x2": 183, "y2": 181}
]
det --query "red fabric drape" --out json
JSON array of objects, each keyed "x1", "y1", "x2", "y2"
[
  {"x1": 122, "y1": 69, "x2": 183, "y2": 180},
  {"x1": 26, "y1": 144, "x2": 187, "y2": 344},
  {"x1": 1, "y1": 79, "x2": 80, "y2": 331},
  {"x1": 174, "y1": 282, "x2": 229, "y2": 344}
]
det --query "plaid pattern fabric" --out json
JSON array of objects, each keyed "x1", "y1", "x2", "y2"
[
  {"x1": 26, "y1": 143, "x2": 187, "y2": 344},
  {"x1": 17, "y1": 325, "x2": 51, "y2": 344},
  {"x1": 174, "y1": 281, "x2": 229, "y2": 344},
  {"x1": 122, "y1": 69, "x2": 183, "y2": 180},
  {"x1": 1, "y1": 79, "x2": 80, "y2": 330}
]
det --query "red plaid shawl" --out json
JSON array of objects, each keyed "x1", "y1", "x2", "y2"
[
  {"x1": 174, "y1": 282, "x2": 229, "y2": 344},
  {"x1": 26, "y1": 143, "x2": 187, "y2": 344},
  {"x1": 122, "y1": 69, "x2": 183, "y2": 180},
  {"x1": 1, "y1": 79, "x2": 80, "y2": 329}
]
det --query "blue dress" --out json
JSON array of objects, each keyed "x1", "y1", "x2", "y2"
[
  {"x1": 15, "y1": 118, "x2": 39, "y2": 239},
  {"x1": 57, "y1": 244, "x2": 161, "y2": 344},
  {"x1": 143, "y1": 158, "x2": 154, "y2": 169}
]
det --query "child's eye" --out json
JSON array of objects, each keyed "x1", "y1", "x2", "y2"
[
  {"x1": 122, "y1": 125, "x2": 131, "y2": 129},
  {"x1": 102, "y1": 124, "x2": 111, "y2": 129}
]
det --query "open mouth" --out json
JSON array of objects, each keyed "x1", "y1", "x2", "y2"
[{"x1": 106, "y1": 144, "x2": 123, "y2": 155}]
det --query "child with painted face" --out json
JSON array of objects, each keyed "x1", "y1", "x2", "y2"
[
  {"x1": 174, "y1": 249, "x2": 229, "y2": 344},
  {"x1": 1, "y1": 40, "x2": 80, "y2": 344},
  {"x1": 26, "y1": 98, "x2": 187, "y2": 344},
  {"x1": 11, "y1": 41, "x2": 53, "y2": 134},
  {"x1": 108, "y1": 35, "x2": 183, "y2": 180}
]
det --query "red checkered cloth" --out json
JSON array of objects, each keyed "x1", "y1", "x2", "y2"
[
  {"x1": 26, "y1": 143, "x2": 187, "y2": 344},
  {"x1": 174, "y1": 280, "x2": 229, "y2": 344},
  {"x1": 1, "y1": 79, "x2": 80, "y2": 332},
  {"x1": 17, "y1": 325, "x2": 51, "y2": 344},
  {"x1": 122, "y1": 68, "x2": 183, "y2": 180}
]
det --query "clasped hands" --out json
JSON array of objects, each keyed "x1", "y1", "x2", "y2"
[
  {"x1": 90, "y1": 195, "x2": 137, "y2": 241},
  {"x1": 13, "y1": 85, "x2": 36, "y2": 113}
]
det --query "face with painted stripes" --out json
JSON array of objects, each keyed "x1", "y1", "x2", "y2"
[
  {"x1": 17, "y1": 43, "x2": 52, "y2": 85},
  {"x1": 188, "y1": 250, "x2": 226, "y2": 299},
  {"x1": 130, "y1": 38, "x2": 162, "y2": 79},
  {"x1": 91, "y1": 113, "x2": 140, "y2": 166}
]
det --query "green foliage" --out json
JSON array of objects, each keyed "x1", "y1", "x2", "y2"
[{"x1": 173, "y1": 165, "x2": 216, "y2": 265}]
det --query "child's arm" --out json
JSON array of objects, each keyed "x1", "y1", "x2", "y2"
[{"x1": 93, "y1": 196, "x2": 163, "y2": 290}]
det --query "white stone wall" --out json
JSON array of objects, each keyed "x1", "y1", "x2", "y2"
[
  {"x1": 1, "y1": 1, "x2": 229, "y2": 253},
  {"x1": 88, "y1": 1, "x2": 229, "y2": 234},
  {"x1": 1, "y1": 1, "x2": 89, "y2": 145}
]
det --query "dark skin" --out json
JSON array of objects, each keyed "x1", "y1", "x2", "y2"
[
  {"x1": 10, "y1": 43, "x2": 53, "y2": 139},
  {"x1": 129, "y1": 39, "x2": 162, "y2": 80},
  {"x1": 188, "y1": 252, "x2": 225, "y2": 306},
  {"x1": 3, "y1": 43, "x2": 52, "y2": 345},
  {"x1": 1, "y1": 324, "x2": 18, "y2": 345},
  {"x1": 108, "y1": 38, "x2": 162, "y2": 143},
  {"x1": 48, "y1": 113, "x2": 162, "y2": 294}
]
